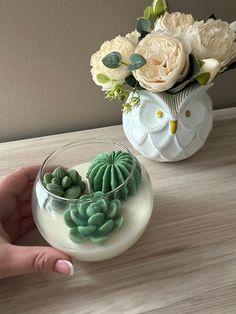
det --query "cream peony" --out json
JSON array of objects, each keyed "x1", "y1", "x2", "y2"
[
  {"x1": 230, "y1": 21, "x2": 236, "y2": 32},
  {"x1": 133, "y1": 33, "x2": 189, "y2": 92},
  {"x1": 154, "y1": 12, "x2": 194, "y2": 34},
  {"x1": 154, "y1": 12, "x2": 194, "y2": 53},
  {"x1": 188, "y1": 19, "x2": 236, "y2": 69},
  {"x1": 125, "y1": 30, "x2": 140, "y2": 47},
  {"x1": 90, "y1": 36, "x2": 135, "y2": 90}
]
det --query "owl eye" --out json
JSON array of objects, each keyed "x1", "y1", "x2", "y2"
[
  {"x1": 185, "y1": 110, "x2": 191, "y2": 118},
  {"x1": 156, "y1": 111, "x2": 164, "y2": 119}
]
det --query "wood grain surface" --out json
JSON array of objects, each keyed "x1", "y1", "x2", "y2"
[{"x1": 0, "y1": 108, "x2": 236, "y2": 314}]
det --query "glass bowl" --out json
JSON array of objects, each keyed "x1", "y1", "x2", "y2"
[{"x1": 32, "y1": 139, "x2": 153, "y2": 261}]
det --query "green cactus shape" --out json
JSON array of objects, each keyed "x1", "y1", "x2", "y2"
[
  {"x1": 51, "y1": 177, "x2": 61, "y2": 185},
  {"x1": 68, "y1": 169, "x2": 82, "y2": 185},
  {"x1": 63, "y1": 191, "x2": 123, "y2": 245},
  {"x1": 52, "y1": 167, "x2": 67, "y2": 180},
  {"x1": 43, "y1": 167, "x2": 86, "y2": 200},
  {"x1": 64, "y1": 186, "x2": 81, "y2": 199},
  {"x1": 87, "y1": 151, "x2": 142, "y2": 200},
  {"x1": 46, "y1": 183, "x2": 64, "y2": 197},
  {"x1": 43, "y1": 173, "x2": 53, "y2": 185},
  {"x1": 61, "y1": 176, "x2": 72, "y2": 189}
]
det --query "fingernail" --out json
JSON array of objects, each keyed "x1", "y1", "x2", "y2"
[{"x1": 54, "y1": 260, "x2": 74, "y2": 276}]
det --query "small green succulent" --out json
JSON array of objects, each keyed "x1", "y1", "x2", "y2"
[
  {"x1": 43, "y1": 167, "x2": 86, "y2": 199},
  {"x1": 64, "y1": 191, "x2": 123, "y2": 245}
]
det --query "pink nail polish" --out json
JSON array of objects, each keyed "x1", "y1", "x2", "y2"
[{"x1": 54, "y1": 260, "x2": 74, "y2": 276}]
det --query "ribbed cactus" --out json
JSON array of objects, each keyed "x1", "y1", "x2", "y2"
[
  {"x1": 43, "y1": 167, "x2": 86, "y2": 199},
  {"x1": 64, "y1": 191, "x2": 123, "y2": 245},
  {"x1": 87, "y1": 151, "x2": 142, "y2": 200}
]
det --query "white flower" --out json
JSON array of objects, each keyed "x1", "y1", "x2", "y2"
[
  {"x1": 125, "y1": 30, "x2": 140, "y2": 47},
  {"x1": 188, "y1": 19, "x2": 236, "y2": 69},
  {"x1": 198, "y1": 58, "x2": 221, "y2": 83},
  {"x1": 133, "y1": 33, "x2": 189, "y2": 92},
  {"x1": 230, "y1": 21, "x2": 236, "y2": 32},
  {"x1": 154, "y1": 11, "x2": 194, "y2": 34},
  {"x1": 154, "y1": 12, "x2": 194, "y2": 53},
  {"x1": 90, "y1": 36, "x2": 135, "y2": 90}
]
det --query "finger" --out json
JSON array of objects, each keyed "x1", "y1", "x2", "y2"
[
  {"x1": 0, "y1": 244, "x2": 74, "y2": 279},
  {"x1": 17, "y1": 182, "x2": 34, "y2": 203},
  {"x1": 0, "y1": 225, "x2": 10, "y2": 244},
  {"x1": 15, "y1": 166, "x2": 41, "y2": 183},
  {"x1": 18, "y1": 216, "x2": 35, "y2": 237},
  {"x1": 19, "y1": 203, "x2": 32, "y2": 218},
  {"x1": 0, "y1": 197, "x2": 16, "y2": 220},
  {"x1": 0, "y1": 166, "x2": 40, "y2": 198},
  {"x1": 2, "y1": 215, "x2": 35, "y2": 243}
]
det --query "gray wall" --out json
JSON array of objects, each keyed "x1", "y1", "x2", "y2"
[{"x1": 0, "y1": 0, "x2": 235, "y2": 142}]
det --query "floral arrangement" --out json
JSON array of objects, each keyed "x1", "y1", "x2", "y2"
[{"x1": 90, "y1": 0, "x2": 236, "y2": 112}]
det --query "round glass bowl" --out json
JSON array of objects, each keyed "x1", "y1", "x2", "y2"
[{"x1": 32, "y1": 139, "x2": 153, "y2": 261}]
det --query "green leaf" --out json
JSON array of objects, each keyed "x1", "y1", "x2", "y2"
[
  {"x1": 99, "y1": 220, "x2": 114, "y2": 234},
  {"x1": 125, "y1": 74, "x2": 137, "y2": 87},
  {"x1": 64, "y1": 210, "x2": 77, "y2": 228},
  {"x1": 196, "y1": 72, "x2": 211, "y2": 85},
  {"x1": 136, "y1": 17, "x2": 150, "y2": 33},
  {"x1": 139, "y1": 31, "x2": 149, "y2": 41},
  {"x1": 168, "y1": 54, "x2": 200, "y2": 94},
  {"x1": 188, "y1": 54, "x2": 201, "y2": 77},
  {"x1": 128, "y1": 53, "x2": 147, "y2": 71},
  {"x1": 78, "y1": 225, "x2": 96, "y2": 236},
  {"x1": 88, "y1": 213, "x2": 105, "y2": 226},
  {"x1": 199, "y1": 60, "x2": 205, "y2": 68},
  {"x1": 102, "y1": 51, "x2": 122, "y2": 69},
  {"x1": 90, "y1": 235, "x2": 109, "y2": 245},
  {"x1": 96, "y1": 73, "x2": 111, "y2": 84},
  {"x1": 61, "y1": 176, "x2": 72, "y2": 189},
  {"x1": 69, "y1": 228, "x2": 84, "y2": 243},
  {"x1": 143, "y1": 6, "x2": 153, "y2": 19},
  {"x1": 152, "y1": 0, "x2": 168, "y2": 18},
  {"x1": 43, "y1": 173, "x2": 53, "y2": 185}
]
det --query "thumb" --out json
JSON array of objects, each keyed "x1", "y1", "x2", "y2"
[{"x1": 0, "y1": 243, "x2": 74, "y2": 279}]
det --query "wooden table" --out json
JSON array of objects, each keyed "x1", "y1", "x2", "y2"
[{"x1": 0, "y1": 108, "x2": 236, "y2": 314}]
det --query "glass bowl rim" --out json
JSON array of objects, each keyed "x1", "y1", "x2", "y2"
[{"x1": 38, "y1": 138, "x2": 138, "y2": 203}]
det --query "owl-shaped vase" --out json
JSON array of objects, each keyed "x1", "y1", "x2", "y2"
[{"x1": 123, "y1": 83, "x2": 213, "y2": 162}]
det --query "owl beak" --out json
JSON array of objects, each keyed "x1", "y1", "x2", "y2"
[{"x1": 170, "y1": 120, "x2": 178, "y2": 135}]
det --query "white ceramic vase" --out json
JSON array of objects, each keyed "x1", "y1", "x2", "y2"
[{"x1": 123, "y1": 83, "x2": 213, "y2": 162}]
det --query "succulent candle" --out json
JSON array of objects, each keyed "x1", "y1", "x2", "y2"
[
  {"x1": 87, "y1": 151, "x2": 141, "y2": 200},
  {"x1": 32, "y1": 140, "x2": 153, "y2": 261},
  {"x1": 43, "y1": 167, "x2": 86, "y2": 199},
  {"x1": 64, "y1": 192, "x2": 123, "y2": 245}
]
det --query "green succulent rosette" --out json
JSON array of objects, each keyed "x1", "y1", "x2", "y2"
[
  {"x1": 64, "y1": 191, "x2": 123, "y2": 245},
  {"x1": 43, "y1": 167, "x2": 86, "y2": 199},
  {"x1": 87, "y1": 151, "x2": 142, "y2": 200}
]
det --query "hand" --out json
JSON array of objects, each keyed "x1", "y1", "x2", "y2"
[{"x1": 0, "y1": 166, "x2": 74, "y2": 279}]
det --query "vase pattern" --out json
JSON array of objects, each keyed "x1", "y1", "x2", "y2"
[{"x1": 123, "y1": 83, "x2": 213, "y2": 162}]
